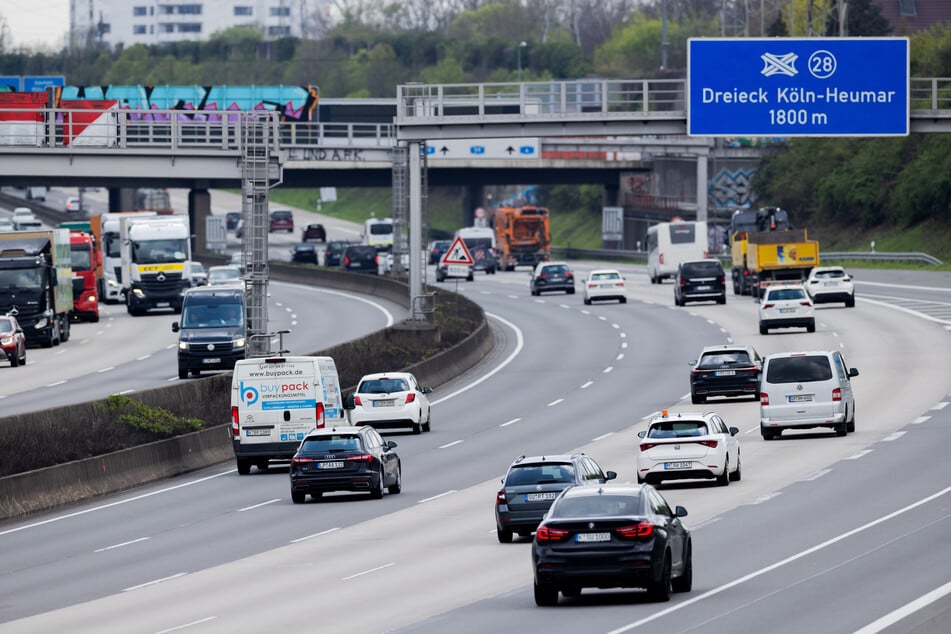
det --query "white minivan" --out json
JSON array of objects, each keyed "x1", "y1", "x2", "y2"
[
  {"x1": 231, "y1": 355, "x2": 346, "y2": 475},
  {"x1": 646, "y1": 220, "x2": 709, "y2": 284},
  {"x1": 759, "y1": 350, "x2": 859, "y2": 440}
]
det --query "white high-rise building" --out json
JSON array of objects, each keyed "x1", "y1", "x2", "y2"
[{"x1": 70, "y1": 0, "x2": 325, "y2": 49}]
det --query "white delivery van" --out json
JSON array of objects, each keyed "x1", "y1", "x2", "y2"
[
  {"x1": 646, "y1": 220, "x2": 709, "y2": 284},
  {"x1": 362, "y1": 217, "x2": 394, "y2": 252},
  {"x1": 230, "y1": 355, "x2": 346, "y2": 475}
]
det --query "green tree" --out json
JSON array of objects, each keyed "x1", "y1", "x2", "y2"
[{"x1": 825, "y1": 0, "x2": 892, "y2": 36}]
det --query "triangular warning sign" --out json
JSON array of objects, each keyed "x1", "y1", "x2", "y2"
[{"x1": 442, "y1": 236, "x2": 474, "y2": 265}]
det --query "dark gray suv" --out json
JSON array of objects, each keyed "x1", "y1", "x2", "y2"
[
  {"x1": 674, "y1": 259, "x2": 727, "y2": 306},
  {"x1": 495, "y1": 454, "x2": 616, "y2": 543}
]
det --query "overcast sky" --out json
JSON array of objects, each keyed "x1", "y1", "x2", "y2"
[{"x1": 3, "y1": 0, "x2": 70, "y2": 51}]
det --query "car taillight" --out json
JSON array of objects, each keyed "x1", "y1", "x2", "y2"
[
  {"x1": 659, "y1": 253, "x2": 665, "y2": 264},
  {"x1": 535, "y1": 525, "x2": 570, "y2": 542},
  {"x1": 347, "y1": 454, "x2": 374, "y2": 463},
  {"x1": 679, "y1": 276, "x2": 685, "y2": 287},
  {"x1": 354, "y1": 395, "x2": 362, "y2": 406},
  {"x1": 761, "y1": 392, "x2": 769, "y2": 405},
  {"x1": 405, "y1": 393, "x2": 416, "y2": 404},
  {"x1": 719, "y1": 273, "x2": 725, "y2": 284},
  {"x1": 843, "y1": 277, "x2": 851, "y2": 282},
  {"x1": 698, "y1": 440, "x2": 718, "y2": 448},
  {"x1": 315, "y1": 401, "x2": 325, "y2": 429},
  {"x1": 538, "y1": 273, "x2": 548, "y2": 279},
  {"x1": 832, "y1": 387, "x2": 842, "y2": 402},
  {"x1": 374, "y1": 255, "x2": 379, "y2": 265},
  {"x1": 496, "y1": 489, "x2": 507, "y2": 505},
  {"x1": 587, "y1": 282, "x2": 596, "y2": 288},
  {"x1": 800, "y1": 301, "x2": 812, "y2": 307},
  {"x1": 231, "y1": 406, "x2": 240, "y2": 436},
  {"x1": 565, "y1": 272, "x2": 573, "y2": 279},
  {"x1": 344, "y1": 256, "x2": 350, "y2": 266},
  {"x1": 615, "y1": 522, "x2": 654, "y2": 538},
  {"x1": 639, "y1": 442, "x2": 658, "y2": 451},
  {"x1": 763, "y1": 303, "x2": 775, "y2": 309},
  {"x1": 290, "y1": 457, "x2": 314, "y2": 466}
]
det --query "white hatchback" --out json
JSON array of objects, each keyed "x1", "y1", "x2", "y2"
[
  {"x1": 582, "y1": 269, "x2": 627, "y2": 304},
  {"x1": 635, "y1": 410, "x2": 741, "y2": 486},
  {"x1": 805, "y1": 266, "x2": 855, "y2": 307},
  {"x1": 758, "y1": 283, "x2": 815, "y2": 334},
  {"x1": 346, "y1": 372, "x2": 433, "y2": 434}
]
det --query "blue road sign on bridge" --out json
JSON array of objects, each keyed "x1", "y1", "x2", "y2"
[{"x1": 688, "y1": 38, "x2": 909, "y2": 137}]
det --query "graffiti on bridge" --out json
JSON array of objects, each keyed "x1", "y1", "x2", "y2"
[{"x1": 709, "y1": 167, "x2": 756, "y2": 210}]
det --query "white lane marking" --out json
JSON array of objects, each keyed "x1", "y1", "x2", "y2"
[
  {"x1": 592, "y1": 432, "x2": 614, "y2": 442},
  {"x1": 859, "y1": 296, "x2": 951, "y2": 326},
  {"x1": 932, "y1": 401, "x2": 949, "y2": 410},
  {"x1": 605, "y1": 487, "x2": 951, "y2": 634},
  {"x1": 55, "y1": 349, "x2": 68, "y2": 355},
  {"x1": 858, "y1": 280, "x2": 951, "y2": 292},
  {"x1": 165, "y1": 344, "x2": 175, "y2": 349},
  {"x1": 343, "y1": 562, "x2": 395, "y2": 581},
  {"x1": 79, "y1": 339, "x2": 90, "y2": 345},
  {"x1": 507, "y1": 295, "x2": 518, "y2": 299},
  {"x1": 123, "y1": 572, "x2": 187, "y2": 592},
  {"x1": 285, "y1": 307, "x2": 292, "y2": 313},
  {"x1": 137, "y1": 354, "x2": 151, "y2": 361},
  {"x1": 846, "y1": 450, "x2": 874, "y2": 460},
  {"x1": 273, "y1": 282, "x2": 395, "y2": 327},
  {"x1": 440, "y1": 440, "x2": 464, "y2": 449},
  {"x1": 616, "y1": 353, "x2": 624, "y2": 361},
  {"x1": 881, "y1": 432, "x2": 905, "y2": 442},
  {"x1": 418, "y1": 490, "x2": 456, "y2": 504},
  {"x1": 559, "y1": 304, "x2": 570, "y2": 309},
  {"x1": 747, "y1": 492, "x2": 782, "y2": 505},
  {"x1": 620, "y1": 332, "x2": 626, "y2": 338},
  {"x1": 912, "y1": 416, "x2": 931, "y2": 425},
  {"x1": 167, "y1": 376, "x2": 179, "y2": 381},
  {"x1": 581, "y1": 309, "x2": 590, "y2": 315},
  {"x1": 291, "y1": 527, "x2": 340, "y2": 544},
  {"x1": 580, "y1": 381, "x2": 593, "y2": 389},
  {"x1": 802, "y1": 468, "x2": 831, "y2": 481},
  {"x1": 621, "y1": 342, "x2": 628, "y2": 349},
  {"x1": 0, "y1": 469, "x2": 234, "y2": 536},
  {"x1": 97, "y1": 366, "x2": 115, "y2": 373},
  {"x1": 744, "y1": 426, "x2": 759, "y2": 435},
  {"x1": 480, "y1": 291, "x2": 491, "y2": 295},
  {"x1": 430, "y1": 312, "x2": 523, "y2": 406},
  {"x1": 603, "y1": 366, "x2": 614, "y2": 374},
  {"x1": 720, "y1": 328, "x2": 727, "y2": 334},
  {"x1": 94, "y1": 537, "x2": 150, "y2": 552},
  {"x1": 45, "y1": 380, "x2": 67, "y2": 387},
  {"x1": 706, "y1": 319, "x2": 715, "y2": 325},
  {"x1": 237, "y1": 498, "x2": 281, "y2": 512},
  {"x1": 598, "y1": 315, "x2": 607, "y2": 321},
  {"x1": 547, "y1": 399, "x2": 563, "y2": 407},
  {"x1": 500, "y1": 418, "x2": 521, "y2": 427},
  {"x1": 611, "y1": 323, "x2": 619, "y2": 329},
  {"x1": 854, "y1": 580, "x2": 951, "y2": 634},
  {"x1": 156, "y1": 616, "x2": 218, "y2": 633},
  {"x1": 534, "y1": 299, "x2": 545, "y2": 304}
]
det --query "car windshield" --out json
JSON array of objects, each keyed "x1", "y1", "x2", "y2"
[
  {"x1": 590, "y1": 271, "x2": 620, "y2": 281},
  {"x1": 767, "y1": 288, "x2": 806, "y2": 301},
  {"x1": 551, "y1": 494, "x2": 640, "y2": 517},
  {"x1": 0, "y1": 320, "x2": 12, "y2": 333},
  {"x1": 541, "y1": 265, "x2": 569, "y2": 275},
  {"x1": 300, "y1": 436, "x2": 362, "y2": 452},
  {"x1": 181, "y1": 303, "x2": 244, "y2": 328},
  {"x1": 505, "y1": 464, "x2": 574, "y2": 486},
  {"x1": 815, "y1": 269, "x2": 846, "y2": 279},
  {"x1": 369, "y1": 223, "x2": 392, "y2": 235},
  {"x1": 698, "y1": 351, "x2": 752, "y2": 368},
  {"x1": 209, "y1": 268, "x2": 240, "y2": 282},
  {"x1": 766, "y1": 356, "x2": 834, "y2": 383},
  {"x1": 359, "y1": 378, "x2": 408, "y2": 393},
  {"x1": 684, "y1": 262, "x2": 722, "y2": 276},
  {"x1": 648, "y1": 421, "x2": 709, "y2": 438}
]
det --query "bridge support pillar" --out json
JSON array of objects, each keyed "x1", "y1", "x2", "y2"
[
  {"x1": 602, "y1": 183, "x2": 619, "y2": 207},
  {"x1": 463, "y1": 185, "x2": 482, "y2": 227},
  {"x1": 189, "y1": 189, "x2": 211, "y2": 256},
  {"x1": 109, "y1": 187, "x2": 136, "y2": 212}
]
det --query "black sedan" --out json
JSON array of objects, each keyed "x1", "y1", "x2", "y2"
[
  {"x1": 324, "y1": 240, "x2": 351, "y2": 267},
  {"x1": 289, "y1": 426, "x2": 401, "y2": 502},
  {"x1": 341, "y1": 244, "x2": 379, "y2": 274},
  {"x1": 689, "y1": 343, "x2": 763, "y2": 404},
  {"x1": 290, "y1": 243, "x2": 319, "y2": 264},
  {"x1": 532, "y1": 484, "x2": 691, "y2": 605},
  {"x1": 530, "y1": 262, "x2": 575, "y2": 296}
]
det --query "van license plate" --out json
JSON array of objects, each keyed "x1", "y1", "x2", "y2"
[
  {"x1": 696, "y1": 285, "x2": 711, "y2": 291},
  {"x1": 202, "y1": 358, "x2": 221, "y2": 364},
  {"x1": 788, "y1": 394, "x2": 814, "y2": 403},
  {"x1": 318, "y1": 461, "x2": 344, "y2": 469},
  {"x1": 245, "y1": 429, "x2": 270, "y2": 436}
]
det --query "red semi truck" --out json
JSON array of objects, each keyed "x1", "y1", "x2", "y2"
[{"x1": 68, "y1": 229, "x2": 101, "y2": 322}]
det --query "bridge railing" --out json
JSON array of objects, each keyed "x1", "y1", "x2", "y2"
[{"x1": 278, "y1": 122, "x2": 396, "y2": 148}]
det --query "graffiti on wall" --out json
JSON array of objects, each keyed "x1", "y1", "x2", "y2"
[
  {"x1": 709, "y1": 167, "x2": 756, "y2": 210},
  {"x1": 58, "y1": 85, "x2": 319, "y2": 122}
]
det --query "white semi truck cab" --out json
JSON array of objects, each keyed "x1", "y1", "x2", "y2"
[{"x1": 120, "y1": 215, "x2": 193, "y2": 315}]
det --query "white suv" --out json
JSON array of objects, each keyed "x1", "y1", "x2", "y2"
[
  {"x1": 805, "y1": 266, "x2": 855, "y2": 307},
  {"x1": 346, "y1": 372, "x2": 433, "y2": 434},
  {"x1": 759, "y1": 350, "x2": 859, "y2": 440},
  {"x1": 758, "y1": 283, "x2": 815, "y2": 334}
]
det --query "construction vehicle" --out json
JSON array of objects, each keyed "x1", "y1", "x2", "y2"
[
  {"x1": 730, "y1": 207, "x2": 819, "y2": 297},
  {"x1": 67, "y1": 229, "x2": 101, "y2": 322},
  {"x1": 120, "y1": 214, "x2": 193, "y2": 315},
  {"x1": 493, "y1": 205, "x2": 551, "y2": 271},
  {"x1": 0, "y1": 229, "x2": 73, "y2": 347}
]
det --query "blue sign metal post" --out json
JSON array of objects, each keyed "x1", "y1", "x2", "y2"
[{"x1": 688, "y1": 38, "x2": 909, "y2": 137}]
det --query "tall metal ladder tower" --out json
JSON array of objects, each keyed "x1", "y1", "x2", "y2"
[
  {"x1": 391, "y1": 143, "x2": 429, "y2": 285},
  {"x1": 241, "y1": 112, "x2": 284, "y2": 356}
]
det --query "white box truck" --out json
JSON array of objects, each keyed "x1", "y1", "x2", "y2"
[{"x1": 119, "y1": 214, "x2": 193, "y2": 315}]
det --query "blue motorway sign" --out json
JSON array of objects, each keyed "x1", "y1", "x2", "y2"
[
  {"x1": 0, "y1": 76, "x2": 21, "y2": 91},
  {"x1": 688, "y1": 38, "x2": 909, "y2": 137},
  {"x1": 23, "y1": 75, "x2": 65, "y2": 92}
]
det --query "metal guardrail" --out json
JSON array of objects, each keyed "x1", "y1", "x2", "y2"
[{"x1": 550, "y1": 246, "x2": 943, "y2": 266}]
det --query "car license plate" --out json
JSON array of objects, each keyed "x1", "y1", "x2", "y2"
[
  {"x1": 664, "y1": 461, "x2": 692, "y2": 470},
  {"x1": 245, "y1": 429, "x2": 270, "y2": 437},
  {"x1": 156, "y1": 302, "x2": 170, "y2": 308},
  {"x1": 351, "y1": 262, "x2": 361, "y2": 267},
  {"x1": 317, "y1": 461, "x2": 344, "y2": 469},
  {"x1": 696, "y1": 285, "x2": 711, "y2": 291},
  {"x1": 373, "y1": 399, "x2": 396, "y2": 407},
  {"x1": 201, "y1": 358, "x2": 221, "y2": 364},
  {"x1": 788, "y1": 394, "x2": 814, "y2": 403},
  {"x1": 525, "y1": 492, "x2": 557, "y2": 502},
  {"x1": 779, "y1": 307, "x2": 796, "y2": 313},
  {"x1": 576, "y1": 532, "x2": 611, "y2": 543},
  {"x1": 823, "y1": 281, "x2": 837, "y2": 287},
  {"x1": 715, "y1": 370, "x2": 735, "y2": 376}
]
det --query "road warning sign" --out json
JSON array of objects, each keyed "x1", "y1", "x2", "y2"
[{"x1": 442, "y1": 236, "x2": 474, "y2": 266}]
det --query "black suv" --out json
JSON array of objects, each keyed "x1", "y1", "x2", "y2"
[
  {"x1": 674, "y1": 259, "x2": 727, "y2": 306},
  {"x1": 324, "y1": 240, "x2": 351, "y2": 267},
  {"x1": 530, "y1": 262, "x2": 575, "y2": 296},
  {"x1": 225, "y1": 211, "x2": 241, "y2": 231},
  {"x1": 689, "y1": 344, "x2": 763, "y2": 404},
  {"x1": 495, "y1": 454, "x2": 616, "y2": 543},
  {"x1": 341, "y1": 244, "x2": 379, "y2": 274}
]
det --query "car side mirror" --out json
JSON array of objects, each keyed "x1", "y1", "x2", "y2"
[
  {"x1": 688, "y1": 360, "x2": 697, "y2": 366},
  {"x1": 849, "y1": 368, "x2": 859, "y2": 378},
  {"x1": 421, "y1": 386, "x2": 433, "y2": 395},
  {"x1": 171, "y1": 322, "x2": 179, "y2": 332},
  {"x1": 343, "y1": 393, "x2": 355, "y2": 410},
  {"x1": 605, "y1": 470, "x2": 617, "y2": 481},
  {"x1": 729, "y1": 426, "x2": 739, "y2": 436},
  {"x1": 675, "y1": 505, "x2": 688, "y2": 518},
  {"x1": 637, "y1": 430, "x2": 646, "y2": 439},
  {"x1": 385, "y1": 440, "x2": 398, "y2": 450}
]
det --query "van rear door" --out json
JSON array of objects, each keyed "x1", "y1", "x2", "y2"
[{"x1": 233, "y1": 357, "x2": 323, "y2": 448}]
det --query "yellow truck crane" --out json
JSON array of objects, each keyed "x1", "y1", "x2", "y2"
[{"x1": 730, "y1": 207, "x2": 819, "y2": 297}]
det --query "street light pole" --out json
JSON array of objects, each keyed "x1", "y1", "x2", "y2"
[{"x1": 517, "y1": 41, "x2": 527, "y2": 82}]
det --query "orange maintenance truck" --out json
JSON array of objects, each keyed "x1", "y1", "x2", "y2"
[{"x1": 493, "y1": 205, "x2": 551, "y2": 271}]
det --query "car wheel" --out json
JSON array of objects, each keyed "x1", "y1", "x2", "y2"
[
  {"x1": 807, "y1": 321, "x2": 816, "y2": 333},
  {"x1": 717, "y1": 295, "x2": 727, "y2": 305},
  {"x1": 19, "y1": 351, "x2": 26, "y2": 366},
  {"x1": 636, "y1": 472, "x2": 646, "y2": 484},
  {"x1": 583, "y1": 297, "x2": 591, "y2": 305},
  {"x1": 531, "y1": 289, "x2": 539, "y2": 296},
  {"x1": 291, "y1": 490, "x2": 306, "y2": 504},
  {"x1": 371, "y1": 468, "x2": 385, "y2": 499},
  {"x1": 9, "y1": 352, "x2": 18, "y2": 368},
  {"x1": 730, "y1": 453, "x2": 742, "y2": 481},
  {"x1": 411, "y1": 419, "x2": 422, "y2": 435},
  {"x1": 496, "y1": 525, "x2": 513, "y2": 543},
  {"x1": 691, "y1": 392, "x2": 705, "y2": 405},
  {"x1": 422, "y1": 412, "x2": 431, "y2": 432},
  {"x1": 759, "y1": 323, "x2": 768, "y2": 335},
  {"x1": 534, "y1": 581, "x2": 559, "y2": 606},
  {"x1": 567, "y1": 288, "x2": 575, "y2": 295},
  {"x1": 835, "y1": 422, "x2": 847, "y2": 437},
  {"x1": 671, "y1": 542, "x2": 693, "y2": 593},
  {"x1": 236, "y1": 459, "x2": 252, "y2": 475},
  {"x1": 717, "y1": 458, "x2": 730, "y2": 486},
  {"x1": 647, "y1": 554, "x2": 672, "y2": 602},
  {"x1": 561, "y1": 586, "x2": 582, "y2": 598},
  {"x1": 846, "y1": 294, "x2": 855, "y2": 308},
  {"x1": 762, "y1": 428, "x2": 780, "y2": 441},
  {"x1": 388, "y1": 464, "x2": 402, "y2": 494},
  {"x1": 620, "y1": 297, "x2": 627, "y2": 304},
  {"x1": 178, "y1": 367, "x2": 188, "y2": 380},
  {"x1": 847, "y1": 406, "x2": 856, "y2": 433}
]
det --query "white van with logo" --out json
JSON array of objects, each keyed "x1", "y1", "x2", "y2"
[{"x1": 230, "y1": 355, "x2": 346, "y2": 475}]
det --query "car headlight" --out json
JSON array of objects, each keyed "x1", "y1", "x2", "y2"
[
  {"x1": 179, "y1": 342, "x2": 189, "y2": 350},
  {"x1": 34, "y1": 317, "x2": 48, "y2": 329},
  {"x1": 0, "y1": 336, "x2": 11, "y2": 345},
  {"x1": 132, "y1": 288, "x2": 145, "y2": 298},
  {"x1": 107, "y1": 279, "x2": 120, "y2": 288},
  {"x1": 233, "y1": 338, "x2": 246, "y2": 348}
]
